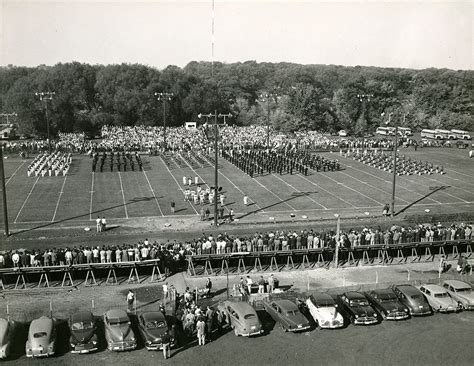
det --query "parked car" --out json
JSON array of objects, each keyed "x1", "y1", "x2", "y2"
[
  {"x1": 366, "y1": 289, "x2": 409, "y2": 320},
  {"x1": 338, "y1": 130, "x2": 348, "y2": 137},
  {"x1": 262, "y1": 299, "x2": 310, "y2": 332},
  {"x1": 305, "y1": 293, "x2": 344, "y2": 329},
  {"x1": 338, "y1": 292, "x2": 379, "y2": 325},
  {"x1": 417, "y1": 284, "x2": 461, "y2": 313},
  {"x1": 217, "y1": 301, "x2": 263, "y2": 337},
  {"x1": 0, "y1": 318, "x2": 13, "y2": 359},
  {"x1": 392, "y1": 284, "x2": 432, "y2": 316},
  {"x1": 442, "y1": 280, "x2": 474, "y2": 310},
  {"x1": 25, "y1": 316, "x2": 56, "y2": 358},
  {"x1": 69, "y1": 311, "x2": 98, "y2": 354},
  {"x1": 103, "y1": 309, "x2": 137, "y2": 351},
  {"x1": 138, "y1": 311, "x2": 176, "y2": 351}
]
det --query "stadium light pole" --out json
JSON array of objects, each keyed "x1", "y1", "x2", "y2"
[
  {"x1": 155, "y1": 92, "x2": 174, "y2": 151},
  {"x1": 334, "y1": 214, "x2": 340, "y2": 269},
  {"x1": 198, "y1": 111, "x2": 232, "y2": 227},
  {"x1": 0, "y1": 144, "x2": 9, "y2": 236},
  {"x1": 35, "y1": 92, "x2": 55, "y2": 153},
  {"x1": 258, "y1": 92, "x2": 278, "y2": 149}
]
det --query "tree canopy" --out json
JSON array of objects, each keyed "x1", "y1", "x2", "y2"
[{"x1": 0, "y1": 61, "x2": 472, "y2": 137}]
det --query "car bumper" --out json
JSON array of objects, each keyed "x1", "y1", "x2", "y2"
[
  {"x1": 386, "y1": 313, "x2": 409, "y2": 320},
  {"x1": 288, "y1": 325, "x2": 311, "y2": 332},
  {"x1": 353, "y1": 318, "x2": 378, "y2": 325},
  {"x1": 71, "y1": 344, "x2": 98, "y2": 354},
  {"x1": 26, "y1": 350, "x2": 55, "y2": 358},
  {"x1": 462, "y1": 304, "x2": 474, "y2": 311},
  {"x1": 240, "y1": 330, "x2": 263, "y2": 337},
  {"x1": 438, "y1": 307, "x2": 458, "y2": 313},
  {"x1": 410, "y1": 309, "x2": 432, "y2": 316},
  {"x1": 108, "y1": 342, "x2": 137, "y2": 351},
  {"x1": 320, "y1": 320, "x2": 344, "y2": 329}
]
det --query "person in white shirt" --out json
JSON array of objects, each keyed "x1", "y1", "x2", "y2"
[
  {"x1": 96, "y1": 217, "x2": 101, "y2": 232},
  {"x1": 246, "y1": 275, "x2": 253, "y2": 295}
]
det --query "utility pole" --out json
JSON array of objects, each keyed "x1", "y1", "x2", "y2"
[
  {"x1": 0, "y1": 145, "x2": 9, "y2": 236},
  {"x1": 35, "y1": 92, "x2": 55, "y2": 153},
  {"x1": 258, "y1": 92, "x2": 278, "y2": 149},
  {"x1": 198, "y1": 111, "x2": 231, "y2": 226},
  {"x1": 334, "y1": 214, "x2": 340, "y2": 268},
  {"x1": 154, "y1": 92, "x2": 174, "y2": 151}
]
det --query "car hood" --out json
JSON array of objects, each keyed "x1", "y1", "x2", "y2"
[
  {"x1": 313, "y1": 306, "x2": 340, "y2": 319},
  {"x1": 351, "y1": 306, "x2": 377, "y2": 317},
  {"x1": 378, "y1": 301, "x2": 406, "y2": 313},
  {"x1": 141, "y1": 327, "x2": 166, "y2": 341},
  {"x1": 454, "y1": 292, "x2": 474, "y2": 303},
  {"x1": 107, "y1": 325, "x2": 132, "y2": 341},
  {"x1": 71, "y1": 328, "x2": 96, "y2": 344}
]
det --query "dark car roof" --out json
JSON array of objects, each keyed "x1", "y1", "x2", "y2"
[
  {"x1": 311, "y1": 292, "x2": 334, "y2": 302},
  {"x1": 71, "y1": 311, "x2": 94, "y2": 323},
  {"x1": 142, "y1": 312, "x2": 166, "y2": 322},
  {"x1": 396, "y1": 285, "x2": 422, "y2": 296},
  {"x1": 105, "y1": 309, "x2": 129, "y2": 321},
  {"x1": 224, "y1": 301, "x2": 256, "y2": 314},
  {"x1": 272, "y1": 299, "x2": 298, "y2": 312},
  {"x1": 370, "y1": 288, "x2": 396, "y2": 296},
  {"x1": 344, "y1": 291, "x2": 366, "y2": 300}
]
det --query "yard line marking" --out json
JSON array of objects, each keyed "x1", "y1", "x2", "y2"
[
  {"x1": 143, "y1": 169, "x2": 164, "y2": 216},
  {"x1": 339, "y1": 161, "x2": 442, "y2": 204},
  {"x1": 159, "y1": 156, "x2": 199, "y2": 215},
  {"x1": 201, "y1": 154, "x2": 263, "y2": 211},
  {"x1": 337, "y1": 170, "x2": 410, "y2": 204},
  {"x1": 272, "y1": 174, "x2": 327, "y2": 210},
  {"x1": 6, "y1": 160, "x2": 26, "y2": 185},
  {"x1": 51, "y1": 175, "x2": 68, "y2": 222},
  {"x1": 89, "y1": 173, "x2": 94, "y2": 221},
  {"x1": 252, "y1": 177, "x2": 297, "y2": 211},
  {"x1": 320, "y1": 173, "x2": 385, "y2": 206},
  {"x1": 298, "y1": 174, "x2": 357, "y2": 208},
  {"x1": 14, "y1": 176, "x2": 40, "y2": 223},
  {"x1": 117, "y1": 172, "x2": 129, "y2": 219}
]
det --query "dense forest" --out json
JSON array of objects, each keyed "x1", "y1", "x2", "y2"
[{"x1": 0, "y1": 61, "x2": 472, "y2": 137}]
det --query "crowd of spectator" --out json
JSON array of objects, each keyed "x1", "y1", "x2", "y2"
[{"x1": 1, "y1": 223, "x2": 471, "y2": 270}]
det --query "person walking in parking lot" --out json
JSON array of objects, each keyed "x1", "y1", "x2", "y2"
[
  {"x1": 126, "y1": 290, "x2": 135, "y2": 312},
  {"x1": 196, "y1": 318, "x2": 206, "y2": 346},
  {"x1": 161, "y1": 330, "x2": 172, "y2": 359}
]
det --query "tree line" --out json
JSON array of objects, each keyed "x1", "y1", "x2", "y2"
[{"x1": 0, "y1": 61, "x2": 472, "y2": 137}]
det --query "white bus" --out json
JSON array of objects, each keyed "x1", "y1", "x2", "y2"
[
  {"x1": 376, "y1": 126, "x2": 395, "y2": 136},
  {"x1": 434, "y1": 129, "x2": 456, "y2": 140},
  {"x1": 398, "y1": 127, "x2": 413, "y2": 136},
  {"x1": 450, "y1": 129, "x2": 472, "y2": 140},
  {"x1": 420, "y1": 129, "x2": 438, "y2": 139}
]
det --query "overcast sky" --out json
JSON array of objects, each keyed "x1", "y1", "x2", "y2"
[{"x1": 1, "y1": 0, "x2": 472, "y2": 70}]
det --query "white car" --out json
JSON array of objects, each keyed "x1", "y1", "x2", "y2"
[
  {"x1": 442, "y1": 280, "x2": 474, "y2": 310},
  {"x1": 417, "y1": 284, "x2": 461, "y2": 313},
  {"x1": 306, "y1": 293, "x2": 344, "y2": 329},
  {"x1": 0, "y1": 318, "x2": 13, "y2": 359},
  {"x1": 338, "y1": 130, "x2": 348, "y2": 137}
]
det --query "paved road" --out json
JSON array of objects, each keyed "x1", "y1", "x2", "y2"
[{"x1": 5, "y1": 311, "x2": 473, "y2": 366}]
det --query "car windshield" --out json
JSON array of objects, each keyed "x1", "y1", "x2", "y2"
[
  {"x1": 350, "y1": 300, "x2": 369, "y2": 306},
  {"x1": 243, "y1": 314, "x2": 256, "y2": 320},
  {"x1": 378, "y1": 294, "x2": 397, "y2": 302},
  {"x1": 146, "y1": 321, "x2": 166, "y2": 329},
  {"x1": 109, "y1": 318, "x2": 129, "y2": 326},
  {"x1": 313, "y1": 297, "x2": 335, "y2": 307},
  {"x1": 455, "y1": 287, "x2": 471, "y2": 293},
  {"x1": 33, "y1": 332, "x2": 47, "y2": 338},
  {"x1": 286, "y1": 310, "x2": 298, "y2": 316},
  {"x1": 72, "y1": 322, "x2": 93, "y2": 330},
  {"x1": 434, "y1": 293, "x2": 449, "y2": 298}
]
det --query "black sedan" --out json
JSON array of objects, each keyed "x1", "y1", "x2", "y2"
[
  {"x1": 338, "y1": 292, "x2": 379, "y2": 325},
  {"x1": 69, "y1": 312, "x2": 98, "y2": 354},
  {"x1": 392, "y1": 285, "x2": 432, "y2": 316},
  {"x1": 138, "y1": 312, "x2": 176, "y2": 351},
  {"x1": 366, "y1": 289, "x2": 410, "y2": 320}
]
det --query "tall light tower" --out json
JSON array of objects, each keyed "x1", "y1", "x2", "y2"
[
  {"x1": 198, "y1": 111, "x2": 231, "y2": 227},
  {"x1": 154, "y1": 92, "x2": 174, "y2": 151},
  {"x1": 258, "y1": 92, "x2": 278, "y2": 149},
  {"x1": 35, "y1": 92, "x2": 55, "y2": 153}
]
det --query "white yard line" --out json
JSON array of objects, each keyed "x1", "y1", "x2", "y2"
[
  {"x1": 321, "y1": 173, "x2": 385, "y2": 206},
  {"x1": 51, "y1": 175, "x2": 68, "y2": 222},
  {"x1": 337, "y1": 170, "x2": 410, "y2": 204},
  {"x1": 6, "y1": 160, "x2": 26, "y2": 185},
  {"x1": 298, "y1": 174, "x2": 357, "y2": 208},
  {"x1": 118, "y1": 172, "x2": 129, "y2": 219},
  {"x1": 272, "y1": 173, "x2": 328, "y2": 210},
  {"x1": 143, "y1": 169, "x2": 164, "y2": 216},
  {"x1": 252, "y1": 177, "x2": 298, "y2": 211},
  {"x1": 159, "y1": 156, "x2": 199, "y2": 215},
  {"x1": 14, "y1": 176, "x2": 40, "y2": 223},
  {"x1": 201, "y1": 154, "x2": 263, "y2": 211},
  {"x1": 89, "y1": 173, "x2": 94, "y2": 221},
  {"x1": 340, "y1": 161, "x2": 442, "y2": 204}
]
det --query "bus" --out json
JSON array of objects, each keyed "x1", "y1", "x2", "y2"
[
  {"x1": 450, "y1": 129, "x2": 472, "y2": 140},
  {"x1": 376, "y1": 126, "x2": 395, "y2": 136},
  {"x1": 398, "y1": 127, "x2": 413, "y2": 136},
  {"x1": 434, "y1": 129, "x2": 456, "y2": 140},
  {"x1": 420, "y1": 129, "x2": 438, "y2": 139}
]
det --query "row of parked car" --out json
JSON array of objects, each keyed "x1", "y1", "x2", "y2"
[
  {"x1": 0, "y1": 308, "x2": 174, "y2": 359},
  {"x1": 0, "y1": 280, "x2": 472, "y2": 359},
  {"x1": 217, "y1": 280, "x2": 473, "y2": 336}
]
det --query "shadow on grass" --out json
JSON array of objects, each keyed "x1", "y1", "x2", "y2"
[
  {"x1": 395, "y1": 185, "x2": 449, "y2": 216},
  {"x1": 236, "y1": 194, "x2": 301, "y2": 221}
]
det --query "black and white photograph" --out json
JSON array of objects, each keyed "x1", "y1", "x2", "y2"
[{"x1": 0, "y1": 0, "x2": 472, "y2": 365}]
